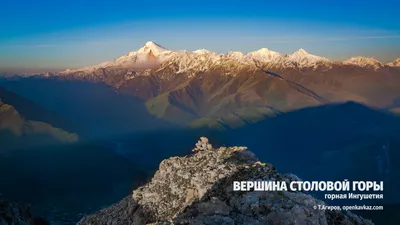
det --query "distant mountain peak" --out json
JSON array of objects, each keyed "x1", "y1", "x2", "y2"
[
  {"x1": 60, "y1": 41, "x2": 173, "y2": 73},
  {"x1": 293, "y1": 48, "x2": 309, "y2": 55},
  {"x1": 283, "y1": 48, "x2": 330, "y2": 68},
  {"x1": 343, "y1": 56, "x2": 383, "y2": 69},
  {"x1": 193, "y1": 49, "x2": 211, "y2": 54},
  {"x1": 249, "y1": 48, "x2": 281, "y2": 55},
  {"x1": 247, "y1": 48, "x2": 281, "y2": 63},
  {"x1": 257, "y1": 47, "x2": 270, "y2": 52},
  {"x1": 388, "y1": 58, "x2": 400, "y2": 67},
  {"x1": 137, "y1": 41, "x2": 169, "y2": 56},
  {"x1": 289, "y1": 48, "x2": 327, "y2": 60},
  {"x1": 345, "y1": 56, "x2": 381, "y2": 62},
  {"x1": 226, "y1": 51, "x2": 245, "y2": 58},
  {"x1": 141, "y1": 41, "x2": 164, "y2": 48}
]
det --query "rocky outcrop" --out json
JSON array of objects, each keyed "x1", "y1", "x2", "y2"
[
  {"x1": 0, "y1": 195, "x2": 32, "y2": 225},
  {"x1": 0, "y1": 195, "x2": 54, "y2": 225},
  {"x1": 0, "y1": 195, "x2": 52, "y2": 225},
  {"x1": 78, "y1": 137, "x2": 374, "y2": 225}
]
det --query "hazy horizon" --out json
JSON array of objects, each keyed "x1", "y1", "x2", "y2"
[{"x1": 1, "y1": 0, "x2": 400, "y2": 73}]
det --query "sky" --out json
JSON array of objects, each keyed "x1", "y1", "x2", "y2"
[{"x1": 1, "y1": 0, "x2": 400, "y2": 73}]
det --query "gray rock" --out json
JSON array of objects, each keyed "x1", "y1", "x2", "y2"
[
  {"x1": 197, "y1": 197, "x2": 231, "y2": 216},
  {"x1": 0, "y1": 195, "x2": 32, "y2": 225},
  {"x1": 78, "y1": 137, "x2": 374, "y2": 225}
]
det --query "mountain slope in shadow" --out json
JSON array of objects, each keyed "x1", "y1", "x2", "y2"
[
  {"x1": 0, "y1": 95, "x2": 79, "y2": 152},
  {"x1": 0, "y1": 86, "x2": 153, "y2": 224},
  {"x1": 95, "y1": 102, "x2": 400, "y2": 204},
  {"x1": 0, "y1": 86, "x2": 78, "y2": 134},
  {"x1": 0, "y1": 76, "x2": 175, "y2": 139},
  {"x1": 222, "y1": 102, "x2": 400, "y2": 204},
  {"x1": 0, "y1": 141, "x2": 147, "y2": 224},
  {"x1": 91, "y1": 101, "x2": 400, "y2": 206}
]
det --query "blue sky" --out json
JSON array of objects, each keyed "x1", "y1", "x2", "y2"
[{"x1": 1, "y1": 0, "x2": 399, "y2": 72}]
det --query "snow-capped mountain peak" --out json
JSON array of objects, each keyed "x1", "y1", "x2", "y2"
[
  {"x1": 293, "y1": 48, "x2": 309, "y2": 56},
  {"x1": 247, "y1": 48, "x2": 282, "y2": 63},
  {"x1": 137, "y1": 41, "x2": 169, "y2": 56},
  {"x1": 60, "y1": 41, "x2": 174, "y2": 73},
  {"x1": 282, "y1": 49, "x2": 331, "y2": 68},
  {"x1": 105, "y1": 41, "x2": 177, "y2": 68},
  {"x1": 343, "y1": 57, "x2": 383, "y2": 69},
  {"x1": 387, "y1": 58, "x2": 400, "y2": 67},
  {"x1": 290, "y1": 49, "x2": 324, "y2": 59},
  {"x1": 225, "y1": 51, "x2": 246, "y2": 60},
  {"x1": 144, "y1": 41, "x2": 163, "y2": 48},
  {"x1": 193, "y1": 49, "x2": 211, "y2": 54},
  {"x1": 253, "y1": 48, "x2": 279, "y2": 55}
]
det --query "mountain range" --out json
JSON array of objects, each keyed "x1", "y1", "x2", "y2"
[
  {"x1": 47, "y1": 41, "x2": 400, "y2": 128},
  {"x1": 60, "y1": 41, "x2": 400, "y2": 73}
]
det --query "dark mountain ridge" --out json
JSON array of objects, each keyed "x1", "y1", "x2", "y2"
[
  {"x1": 0, "y1": 86, "x2": 78, "y2": 134},
  {"x1": 0, "y1": 95, "x2": 79, "y2": 153},
  {"x1": 0, "y1": 76, "x2": 175, "y2": 139}
]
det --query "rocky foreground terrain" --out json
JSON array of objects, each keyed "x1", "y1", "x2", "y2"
[
  {"x1": 0, "y1": 194, "x2": 50, "y2": 225},
  {"x1": 77, "y1": 137, "x2": 374, "y2": 225},
  {"x1": 0, "y1": 194, "x2": 32, "y2": 225}
]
